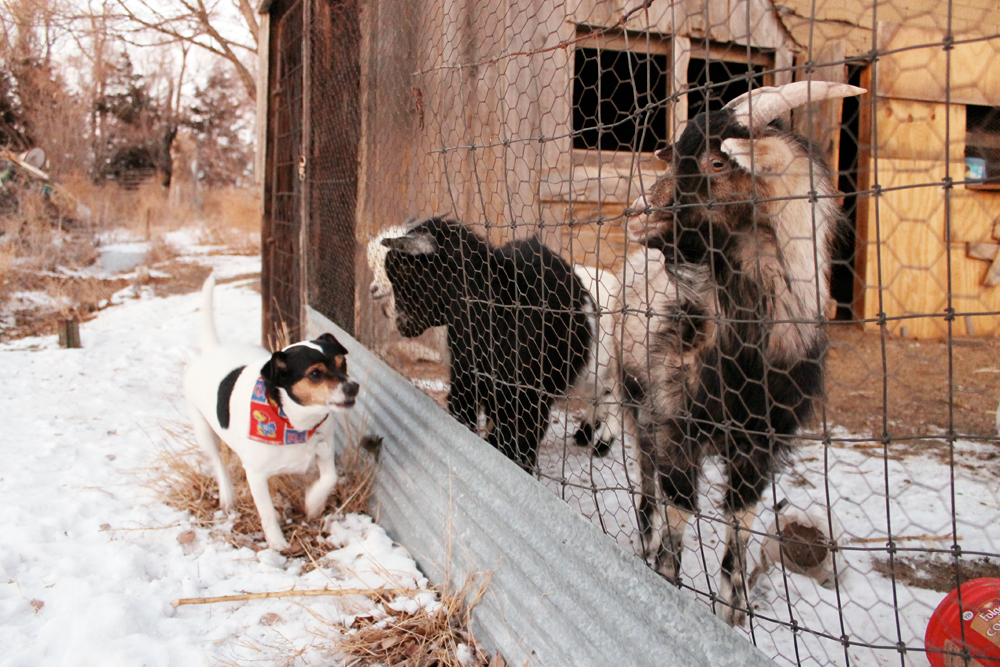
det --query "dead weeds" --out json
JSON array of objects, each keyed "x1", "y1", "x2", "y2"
[
  {"x1": 150, "y1": 421, "x2": 379, "y2": 567},
  {"x1": 333, "y1": 575, "x2": 502, "y2": 667},
  {"x1": 152, "y1": 422, "x2": 503, "y2": 666}
]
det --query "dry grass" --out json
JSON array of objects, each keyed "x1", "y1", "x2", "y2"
[
  {"x1": 59, "y1": 174, "x2": 260, "y2": 255},
  {"x1": 196, "y1": 187, "x2": 261, "y2": 254},
  {"x1": 150, "y1": 420, "x2": 379, "y2": 565},
  {"x1": 0, "y1": 174, "x2": 261, "y2": 342},
  {"x1": 151, "y1": 417, "x2": 503, "y2": 666},
  {"x1": 331, "y1": 574, "x2": 503, "y2": 667}
]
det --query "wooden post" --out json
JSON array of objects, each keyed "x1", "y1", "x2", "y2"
[{"x1": 58, "y1": 319, "x2": 81, "y2": 348}]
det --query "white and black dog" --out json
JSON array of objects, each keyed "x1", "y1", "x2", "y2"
[{"x1": 184, "y1": 275, "x2": 359, "y2": 551}]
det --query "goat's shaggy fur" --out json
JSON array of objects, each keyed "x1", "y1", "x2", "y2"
[
  {"x1": 620, "y1": 81, "x2": 863, "y2": 625},
  {"x1": 380, "y1": 218, "x2": 592, "y2": 470}
]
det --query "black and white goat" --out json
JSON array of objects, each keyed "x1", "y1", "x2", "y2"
[
  {"x1": 378, "y1": 217, "x2": 593, "y2": 470},
  {"x1": 618, "y1": 81, "x2": 864, "y2": 625}
]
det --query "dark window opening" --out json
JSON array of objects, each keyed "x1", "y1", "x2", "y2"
[
  {"x1": 686, "y1": 58, "x2": 765, "y2": 120},
  {"x1": 965, "y1": 105, "x2": 1000, "y2": 183},
  {"x1": 832, "y1": 65, "x2": 864, "y2": 321},
  {"x1": 572, "y1": 47, "x2": 668, "y2": 152}
]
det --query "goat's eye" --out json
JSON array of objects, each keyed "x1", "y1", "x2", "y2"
[{"x1": 711, "y1": 158, "x2": 726, "y2": 171}]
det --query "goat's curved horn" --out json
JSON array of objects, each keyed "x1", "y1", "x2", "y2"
[{"x1": 724, "y1": 81, "x2": 866, "y2": 129}]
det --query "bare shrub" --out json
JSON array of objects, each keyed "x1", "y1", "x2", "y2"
[{"x1": 197, "y1": 186, "x2": 261, "y2": 253}]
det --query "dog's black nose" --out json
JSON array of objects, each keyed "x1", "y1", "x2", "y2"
[{"x1": 343, "y1": 381, "x2": 360, "y2": 398}]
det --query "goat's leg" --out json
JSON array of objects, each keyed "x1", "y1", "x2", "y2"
[
  {"x1": 488, "y1": 388, "x2": 546, "y2": 472},
  {"x1": 447, "y1": 368, "x2": 479, "y2": 430},
  {"x1": 637, "y1": 422, "x2": 699, "y2": 583},
  {"x1": 720, "y1": 443, "x2": 771, "y2": 626}
]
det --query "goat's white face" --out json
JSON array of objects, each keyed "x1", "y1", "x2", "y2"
[{"x1": 367, "y1": 226, "x2": 410, "y2": 319}]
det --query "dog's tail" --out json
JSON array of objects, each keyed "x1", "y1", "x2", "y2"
[{"x1": 200, "y1": 273, "x2": 220, "y2": 349}]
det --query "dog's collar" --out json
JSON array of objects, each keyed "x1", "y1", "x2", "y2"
[{"x1": 248, "y1": 377, "x2": 327, "y2": 445}]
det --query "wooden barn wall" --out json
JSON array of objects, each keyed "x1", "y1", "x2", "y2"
[
  {"x1": 353, "y1": 0, "x2": 797, "y2": 349},
  {"x1": 770, "y1": 0, "x2": 1000, "y2": 338},
  {"x1": 854, "y1": 23, "x2": 1000, "y2": 338},
  {"x1": 777, "y1": 0, "x2": 1000, "y2": 59}
]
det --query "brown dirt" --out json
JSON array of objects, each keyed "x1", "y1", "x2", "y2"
[
  {"x1": 872, "y1": 554, "x2": 1000, "y2": 593},
  {"x1": 0, "y1": 258, "x2": 259, "y2": 343},
  {"x1": 824, "y1": 324, "x2": 1000, "y2": 442}
]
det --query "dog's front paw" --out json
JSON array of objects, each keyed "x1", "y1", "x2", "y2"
[
  {"x1": 265, "y1": 535, "x2": 290, "y2": 552},
  {"x1": 304, "y1": 476, "x2": 338, "y2": 520},
  {"x1": 218, "y1": 480, "x2": 237, "y2": 512}
]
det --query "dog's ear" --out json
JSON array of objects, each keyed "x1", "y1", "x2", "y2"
[
  {"x1": 380, "y1": 229, "x2": 436, "y2": 255},
  {"x1": 316, "y1": 332, "x2": 348, "y2": 356},
  {"x1": 261, "y1": 351, "x2": 289, "y2": 384}
]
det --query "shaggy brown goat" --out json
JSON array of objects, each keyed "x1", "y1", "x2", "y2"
[{"x1": 618, "y1": 81, "x2": 864, "y2": 625}]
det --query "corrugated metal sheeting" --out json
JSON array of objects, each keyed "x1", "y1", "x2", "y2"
[{"x1": 307, "y1": 307, "x2": 776, "y2": 667}]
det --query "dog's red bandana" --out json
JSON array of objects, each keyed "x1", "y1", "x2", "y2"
[{"x1": 249, "y1": 377, "x2": 325, "y2": 445}]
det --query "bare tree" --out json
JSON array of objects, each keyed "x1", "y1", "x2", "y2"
[{"x1": 113, "y1": 0, "x2": 258, "y2": 101}]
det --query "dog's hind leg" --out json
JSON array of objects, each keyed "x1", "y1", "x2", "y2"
[
  {"x1": 190, "y1": 408, "x2": 236, "y2": 512},
  {"x1": 305, "y1": 429, "x2": 338, "y2": 520},
  {"x1": 245, "y1": 469, "x2": 289, "y2": 551}
]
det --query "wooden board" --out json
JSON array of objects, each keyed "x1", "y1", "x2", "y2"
[
  {"x1": 778, "y1": 0, "x2": 1000, "y2": 61},
  {"x1": 877, "y1": 22, "x2": 1000, "y2": 106},
  {"x1": 566, "y1": 0, "x2": 791, "y2": 50},
  {"x1": 255, "y1": 14, "x2": 271, "y2": 185},
  {"x1": 874, "y1": 99, "x2": 965, "y2": 162},
  {"x1": 791, "y1": 41, "x2": 847, "y2": 169},
  {"x1": 859, "y1": 156, "x2": 1000, "y2": 336}
]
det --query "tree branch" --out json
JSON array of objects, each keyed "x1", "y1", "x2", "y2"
[{"x1": 113, "y1": 0, "x2": 257, "y2": 101}]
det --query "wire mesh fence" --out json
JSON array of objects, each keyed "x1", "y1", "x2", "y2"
[{"x1": 271, "y1": 0, "x2": 1000, "y2": 663}]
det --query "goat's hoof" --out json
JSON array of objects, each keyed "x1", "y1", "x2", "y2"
[
  {"x1": 723, "y1": 607, "x2": 747, "y2": 628},
  {"x1": 592, "y1": 437, "x2": 614, "y2": 457},
  {"x1": 722, "y1": 603, "x2": 748, "y2": 627}
]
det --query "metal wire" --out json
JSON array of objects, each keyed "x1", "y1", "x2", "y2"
[{"x1": 267, "y1": 0, "x2": 1000, "y2": 663}]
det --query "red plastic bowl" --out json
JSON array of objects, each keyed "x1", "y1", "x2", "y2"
[{"x1": 925, "y1": 578, "x2": 1000, "y2": 667}]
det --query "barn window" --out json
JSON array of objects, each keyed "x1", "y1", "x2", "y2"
[
  {"x1": 572, "y1": 41, "x2": 669, "y2": 152},
  {"x1": 965, "y1": 104, "x2": 1000, "y2": 187},
  {"x1": 686, "y1": 56, "x2": 767, "y2": 118}
]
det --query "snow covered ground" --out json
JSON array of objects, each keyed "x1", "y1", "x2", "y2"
[
  {"x1": 4, "y1": 237, "x2": 998, "y2": 667},
  {"x1": 0, "y1": 249, "x2": 438, "y2": 666},
  {"x1": 537, "y1": 407, "x2": 1000, "y2": 666}
]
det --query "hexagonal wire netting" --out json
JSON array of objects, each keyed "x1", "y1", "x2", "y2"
[{"x1": 297, "y1": 0, "x2": 1000, "y2": 664}]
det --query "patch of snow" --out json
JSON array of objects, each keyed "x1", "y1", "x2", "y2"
[
  {"x1": 538, "y1": 409, "x2": 1000, "y2": 666},
  {"x1": 6, "y1": 291, "x2": 73, "y2": 312},
  {"x1": 98, "y1": 242, "x2": 151, "y2": 273}
]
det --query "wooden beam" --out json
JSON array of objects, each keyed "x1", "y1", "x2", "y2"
[{"x1": 967, "y1": 241, "x2": 1000, "y2": 261}]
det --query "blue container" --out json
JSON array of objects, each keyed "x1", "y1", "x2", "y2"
[{"x1": 966, "y1": 156, "x2": 987, "y2": 181}]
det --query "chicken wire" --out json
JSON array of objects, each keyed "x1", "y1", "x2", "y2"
[{"x1": 267, "y1": 0, "x2": 1000, "y2": 664}]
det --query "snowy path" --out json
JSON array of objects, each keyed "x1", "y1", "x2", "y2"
[{"x1": 0, "y1": 257, "x2": 434, "y2": 666}]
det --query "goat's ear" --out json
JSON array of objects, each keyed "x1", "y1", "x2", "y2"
[
  {"x1": 380, "y1": 230, "x2": 437, "y2": 255},
  {"x1": 720, "y1": 137, "x2": 794, "y2": 175},
  {"x1": 653, "y1": 146, "x2": 673, "y2": 163}
]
